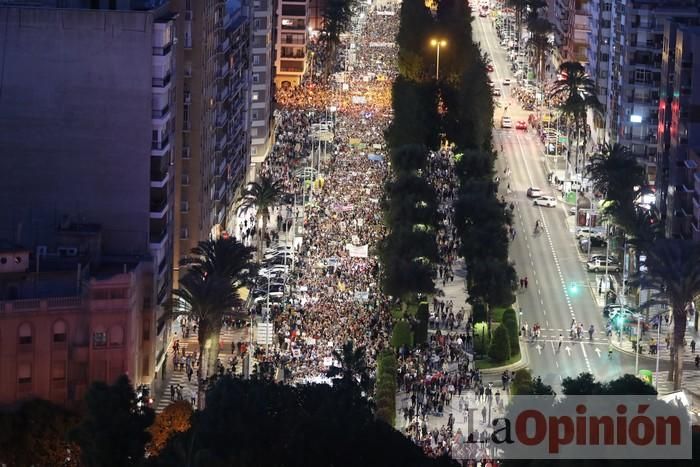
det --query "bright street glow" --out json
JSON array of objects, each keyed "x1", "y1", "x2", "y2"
[{"x1": 630, "y1": 114, "x2": 642, "y2": 123}]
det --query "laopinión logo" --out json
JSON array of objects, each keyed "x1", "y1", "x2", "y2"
[{"x1": 449, "y1": 395, "x2": 692, "y2": 460}]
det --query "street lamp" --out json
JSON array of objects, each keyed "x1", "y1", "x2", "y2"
[{"x1": 430, "y1": 38, "x2": 447, "y2": 80}]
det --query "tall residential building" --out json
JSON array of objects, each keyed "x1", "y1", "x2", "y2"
[
  {"x1": 0, "y1": 0, "x2": 177, "y2": 400},
  {"x1": 248, "y1": 0, "x2": 276, "y2": 174},
  {"x1": 172, "y1": 0, "x2": 251, "y2": 283},
  {"x1": 657, "y1": 25, "x2": 700, "y2": 239},
  {"x1": 607, "y1": 1, "x2": 700, "y2": 183},
  {"x1": 275, "y1": 0, "x2": 309, "y2": 87}
]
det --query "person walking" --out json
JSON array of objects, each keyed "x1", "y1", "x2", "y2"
[
  {"x1": 691, "y1": 339, "x2": 696, "y2": 353},
  {"x1": 558, "y1": 334, "x2": 563, "y2": 351}
]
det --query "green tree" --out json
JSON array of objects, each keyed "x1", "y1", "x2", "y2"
[
  {"x1": 375, "y1": 350, "x2": 398, "y2": 426},
  {"x1": 488, "y1": 325, "x2": 511, "y2": 363},
  {"x1": 502, "y1": 308, "x2": 520, "y2": 356},
  {"x1": 467, "y1": 258, "x2": 517, "y2": 331},
  {"x1": 151, "y1": 378, "x2": 454, "y2": 467},
  {"x1": 391, "y1": 320, "x2": 414, "y2": 350},
  {"x1": 511, "y1": 369, "x2": 555, "y2": 395},
  {"x1": 147, "y1": 401, "x2": 193, "y2": 456},
  {"x1": 414, "y1": 301, "x2": 430, "y2": 344},
  {"x1": 636, "y1": 240, "x2": 700, "y2": 389},
  {"x1": 70, "y1": 375, "x2": 154, "y2": 467},
  {"x1": 396, "y1": 0, "x2": 434, "y2": 80},
  {"x1": 550, "y1": 61, "x2": 601, "y2": 174},
  {"x1": 386, "y1": 77, "x2": 440, "y2": 150},
  {"x1": 0, "y1": 399, "x2": 80, "y2": 467},
  {"x1": 390, "y1": 144, "x2": 430, "y2": 174},
  {"x1": 383, "y1": 173, "x2": 439, "y2": 229},
  {"x1": 180, "y1": 237, "x2": 256, "y2": 287},
  {"x1": 561, "y1": 372, "x2": 657, "y2": 395},
  {"x1": 239, "y1": 175, "x2": 283, "y2": 261}
]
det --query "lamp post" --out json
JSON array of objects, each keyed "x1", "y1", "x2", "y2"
[{"x1": 430, "y1": 39, "x2": 447, "y2": 80}]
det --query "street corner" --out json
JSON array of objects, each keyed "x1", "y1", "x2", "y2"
[{"x1": 479, "y1": 339, "x2": 530, "y2": 375}]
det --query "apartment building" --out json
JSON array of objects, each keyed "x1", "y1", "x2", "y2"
[
  {"x1": 248, "y1": 0, "x2": 276, "y2": 174},
  {"x1": 0, "y1": 0, "x2": 177, "y2": 399},
  {"x1": 275, "y1": 0, "x2": 310, "y2": 87},
  {"x1": 657, "y1": 25, "x2": 700, "y2": 239},
  {"x1": 172, "y1": 0, "x2": 251, "y2": 282},
  {"x1": 609, "y1": 1, "x2": 700, "y2": 183},
  {"x1": 0, "y1": 233, "x2": 155, "y2": 405}
]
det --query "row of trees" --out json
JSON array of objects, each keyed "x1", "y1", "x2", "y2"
[{"x1": 1, "y1": 374, "x2": 456, "y2": 467}]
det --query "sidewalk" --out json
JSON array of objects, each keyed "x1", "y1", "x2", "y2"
[
  {"x1": 609, "y1": 316, "x2": 700, "y2": 366},
  {"x1": 153, "y1": 322, "x2": 250, "y2": 412}
]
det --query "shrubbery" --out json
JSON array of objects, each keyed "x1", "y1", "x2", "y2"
[
  {"x1": 488, "y1": 325, "x2": 511, "y2": 363},
  {"x1": 391, "y1": 320, "x2": 413, "y2": 349}
]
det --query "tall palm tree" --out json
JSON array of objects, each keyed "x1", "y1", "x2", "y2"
[
  {"x1": 586, "y1": 143, "x2": 645, "y2": 223},
  {"x1": 637, "y1": 240, "x2": 700, "y2": 389},
  {"x1": 526, "y1": 16, "x2": 553, "y2": 82},
  {"x1": 320, "y1": 0, "x2": 356, "y2": 77},
  {"x1": 550, "y1": 62, "x2": 601, "y2": 174},
  {"x1": 326, "y1": 340, "x2": 371, "y2": 394},
  {"x1": 181, "y1": 237, "x2": 256, "y2": 286},
  {"x1": 239, "y1": 176, "x2": 284, "y2": 261}
]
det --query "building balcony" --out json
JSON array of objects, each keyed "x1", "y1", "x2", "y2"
[
  {"x1": 213, "y1": 181, "x2": 226, "y2": 202},
  {"x1": 281, "y1": 50, "x2": 306, "y2": 59},
  {"x1": 151, "y1": 170, "x2": 170, "y2": 189},
  {"x1": 149, "y1": 226, "x2": 168, "y2": 250},
  {"x1": 152, "y1": 42, "x2": 173, "y2": 56},
  {"x1": 215, "y1": 134, "x2": 228, "y2": 151},
  {"x1": 218, "y1": 86, "x2": 231, "y2": 103},
  {"x1": 150, "y1": 198, "x2": 169, "y2": 219},
  {"x1": 218, "y1": 63, "x2": 231, "y2": 80},
  {"x1": 215, "y1": 112, "x2": 228, "y2": 129},
  {"x1": 151, "y1": 136, "x2": 171, "y2": 157},
  {"x1": 152, "y1": 105, "x2": 171, "y2": 124},
  {"x1": 152, "y1": 73, "x2": 172, "y2": 88}
]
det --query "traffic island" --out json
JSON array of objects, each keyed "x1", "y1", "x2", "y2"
[{"x1": 472, "y1": 307, "x2": 529, "y2": 374}]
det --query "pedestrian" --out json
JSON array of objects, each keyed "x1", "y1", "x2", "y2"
[
  {"x1": 691, "y1": 339, "x2": 696, "y2": 353},
  {"x1": 558, "y1": 334, "x2": 563, "y2": 351},
  {"x1": 696, "y1": 355, "x2": 700, "y2": 368},
  {"x1": 170, "y1": 384, "x2": 175, "y2": 401},
  {"x1": 481, "y1": 406, "x2": 487, "y2": 423},
  {"x1": 519, "y1": 278, "x2": 524, "y2": 289}
]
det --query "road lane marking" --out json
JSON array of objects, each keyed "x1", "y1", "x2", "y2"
[{"x1": 580, "y1": 342, "x2": 593, "y2": 372}]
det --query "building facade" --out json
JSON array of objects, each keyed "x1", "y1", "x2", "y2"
[
  {"x1": 248, "y1": 0, "x2": 276, "y2": 175},
  {"x1": 172, "y1": 0, "x2": 251, "y2": 284},
  {"x1": 274, "y1": 0, "x2": 309, "y2": 87},
  {"x1": 0, "y1": 0, "x2": 177, "y2": 399},
  {"x1": 0, "y1": 234, "x2": 155, "y2": 405},
  {"x1": 657, "y1": 25, "x2": 700, "y2": 239}
]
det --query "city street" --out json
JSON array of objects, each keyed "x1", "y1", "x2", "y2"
[{"x1": 472, "y1": 12, "x2": 655, "y2": 389}]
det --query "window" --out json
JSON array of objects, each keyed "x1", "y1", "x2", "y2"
[
  {"x1": 180, "y1": 227, "x2": 189, "y2": 239},
  {"x1": 252, "y1": 92, "x2": 259, "y2": 101},
  {"x1": 93, "y1": 327, "x2": 107, "y2": 348},
  {"x1": 17, "y1": 363, "x2": 32, "y2": 384},
  {"x1": 252, "y1": 73, "x2": 260, "y2": 83},
  {"x1": 51, "y1": 361, "x2": 66, "y2": 381},
  {"x1": 110, "y1": 325, "x2": 124, "y2": 347},
  {"x1": 181, "y1": 200, "x2": 190, "y2": 213},
  {"x1": 253, "y1": 55, "x2": 261, "y2": 66},
  {"x1": 181, "y1": 174, "x2": 190, "y2": 186},
  {"x1": 53, "y1": 320, "x2": 67, "y2": 343},
  {"x1": 18, "y1": 323, "x2": 32, "y2": 345}
]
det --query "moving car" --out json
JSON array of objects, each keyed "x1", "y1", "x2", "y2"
[
  {"x1": 533, "y1": 195, "x2": 557, "y2": 208},
  {"x1": 526, "y1": 187, "x2": 542, "y2": 198},
  {"x1": 575, "y1": 226, "x2": 607, "y2": 239},
  {"x1": 586, "y1": 258, "x2": 621, "y2": 272},
  {"x1": 501, "y1": 116, "x2": 512, "y2": 128},
  {"x1": 503, "y1": 78, "x2": 512, "y2": 86},
  {"x1": 515, "y1": 120, "x2": 527, "y2": 130},
  {"x1": 492, "y1": 87, "x2": 501, "y2": 96}
]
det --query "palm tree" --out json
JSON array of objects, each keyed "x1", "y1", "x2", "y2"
[
  {"x1": 526, "y1": 16, "x2": 553, "y2": 82},
  {"x1": 168, "y1": 272, "x2": 241, "y2": 407},
  {"x1": 637, "y1": 240, "x2": 700, "y2": 389},
  {"x1": 239, "y1": 176, "x2": 283, "y2": 261},
  {"x1": 320, "y1": 0, "x2": 356, "y2": 77},
  {"x1": 326, "y1": 340, "x2": 371, "y2": 394},
  {"x1": 550, "y1": 62, "x2": 601, "y2": 174},
  {"x1": 181, "y1": 237, "x2": 256, "y2": 285},
  {"x1": 586, "y1": 143, "x2": 645, "y2": 222}
]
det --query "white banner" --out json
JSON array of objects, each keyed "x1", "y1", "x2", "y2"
[{"x1": 346, "y1": 244, "x2": 369, "y2": 258}]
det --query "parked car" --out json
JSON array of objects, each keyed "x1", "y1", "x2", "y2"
[
  {"x1": 533, "y1": 195, "x2": 557, "y2": 207},
  {"x1": 515, "y1": 120, "x2": 527, "y2": 130},
  {"x1": 503, "y1": 78, "x2": 512, "y2": 86},
  {"x1": 575, "y1": 226, "x2": 607, "y2": 239},
  {"x1": 501, "y1": 116, "x2": 512, "y2": 128},
  {"x1": 603, "y1": 304, "x2": 636, "y2": 318},
  {"x1": 486, "y1": 64, "x2": 494, "y2": 72},
  {"x1": 586, "y1": 258, "x2": 621, "y2": 272},
  {"x1": 492, "y1": 87, "x2": 501, "y2": 96},
  {"x1": 578, "y1": 237, "x2": 607, "y2": 251},
  {"x1": 526, "y1": 187, "x2": 542, "y2": 198}
]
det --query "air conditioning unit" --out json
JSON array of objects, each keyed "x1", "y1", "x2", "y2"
[{"x1": 57, "y1": 247, "x2": 78, "y2": 257}]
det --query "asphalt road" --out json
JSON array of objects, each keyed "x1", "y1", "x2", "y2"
[{"x1": 471, "y1": 12, "x2": 654, "y2": 389}]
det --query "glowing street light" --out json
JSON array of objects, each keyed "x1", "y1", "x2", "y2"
[{"x1": 430, "y1": 38, "x2": 447, "y2": 80}]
